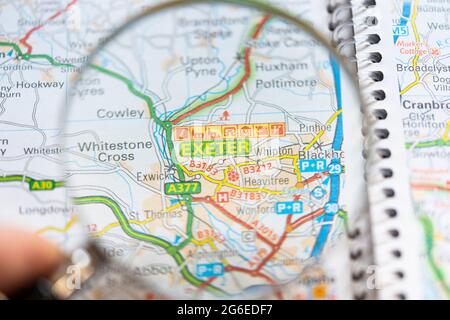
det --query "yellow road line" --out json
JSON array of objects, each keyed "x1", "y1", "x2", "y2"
[
  {"x1": 214, "y1": 183, "x2": 223, "y2": 194},
  {"x1": 192, "y1": 238, "x2": 212, "y2": 246},
  {"x1": 192, "y1": 238, "x2": 230, "y2": 265},
  {"x1": 303, "y1": 109, "x2": 343, "y2": 151},
  {"x1": 36, "y1": 215, "x2": 78, "y2": 235},
  {"x1": 38, "y1": 201, "x2": 182, "y2": 238},
  {"x1": 236, "y1": 155, "x2": 301, "y2": 181},
  {"x1": 236, "y1": 154, "x2": 297, "y2": 167},
  {"x1": 164, "y1": 201, "x2": 184, "y2": 212},
  {"x1": 91, "y1": 216, "x2": 155, "y2": 238},
  {"x1": 400, "y1": 0, "x2": 421, "y2": 95},
  {"x1": 444, "y1": 121, "x2": 450, "y2": 141},
  {"x1": 180, "y1": 164, "x2": 282, "y2": 195}
]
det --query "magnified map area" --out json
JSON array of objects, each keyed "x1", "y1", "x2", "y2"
[{"x1": 63, "y1": 3, "x2": 347, "y2": 298}]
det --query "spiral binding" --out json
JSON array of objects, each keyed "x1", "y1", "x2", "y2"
[{"x1": 327, "y1": 0, "x2": 410, "y2": 300}]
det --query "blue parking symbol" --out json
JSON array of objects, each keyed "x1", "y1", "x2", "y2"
[
  {"x1": 276, "y1": 202, "x2": 304, "y2": 215},
  {"x1": 299, "y1": 159, "x2": 327, "y2": 173},
  {"x1": 196, "y1": 263, "x2": 224, "y2": 277}
]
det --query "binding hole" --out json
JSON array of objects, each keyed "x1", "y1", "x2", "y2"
[
  {"x1": 372, "y1": 90, "x2": 386, "y2": 101},
  {"x1": 389, "y1": 229, "x2": 400, "y2": 238},
  {"x1": 327, "y1": 4, "x2": 336, "y2": 13},
  {"x1": 376, "y1": 148, "x2": 391, "y2": 158},
  {"x1": 392, "y1": 250, "x2": 402, "y2": 258},
  {"x1": 385, "y1": 209, "x2": 398, "y2": 218},
  {"x1": 352, "y1": 270, "x2": 365, "y2": 281},
  {"x1": 354, "y1": 292, "x2": 367, "y2": 300},
  {"x1": 365, "y1": 16, "x2": 379, "y2": 27},
  {"x1": 350, "y1": 249, "x2": 363, "y2": 260},
  {"x1": 373, "y1": 108, "x2": 388, "y2": 120},
  {"x1": 395, "y1": 271, "x2": 405, "y2": 279},
  {"x1": 383, "y1": 188, "x2": 395, "y2": 198},
  {"x1": 328, "y1": 21, "x2": 337, "y2": 31},
  {"x1": 363, "y1": 0, "x2": 377, "y2": 7},
  {"x1": 375, "y1": 128, "x2": 390, "y2": 139},
  {"x1": 370, "y1": 71, "x2": 384, "y2": 82},
  {"x1": 369, "y1": 52, "x2": 382, "y2": 63},
  {"x1": 348, "y1": 228, "x2": 361, "y2": 239},
  {"x1": 362, "y1": 149, "x2": 368, "y2": 159},
  {"x1": 367, "y1": 34, "x2": 381, "y2": 44},
  {"x1": 397, "y1": 293, "x2": 407, "y2": 300},
  {"x1": 380, "y1": 168, "x2": 394, "y2": 178}
]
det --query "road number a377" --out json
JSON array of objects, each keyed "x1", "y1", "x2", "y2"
[{"x1": 164, "y1": 182, "x2": 201, "y2": 195}]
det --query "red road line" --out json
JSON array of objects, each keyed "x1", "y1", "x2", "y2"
[
  {"x1": 254, "y1": 208, "x2": 324, "y2": 273},
  {"x1": 289, "y1": 208, "x2": 325, "y2": 232},
  {"x1": 19, "y1": 0, "x2": 78, "y2": 54},
  {"x1": 255, "y1": 215, "x2": 292, "y2": 272},
  {"x1": 254, "y1": 208, "x2": 324, "y2": 274},
  {"x1": 192, "y1": 196, "x2": 276, "y2": 248},
  {"x1": 302, "y1": 172, "x2": 329, "y2": 185},
  {"x1": 225, "y1": 265, "x2": 276, "y2": 285},
  {"x1": 411, "y1": 183, "x2": 450, "y2": 192},
  {"x1": 193, "y1": 197, "x2": 324, "y2": 290},
  {"x1": 224, "y1": 265, "x2": 284, "y2": 299},
  {"x1": 196, "y1": 276, "x2": 217, "y2": 295},
  {"x1": 171, "y1": 15, "x2": 271, "y2": 125}
]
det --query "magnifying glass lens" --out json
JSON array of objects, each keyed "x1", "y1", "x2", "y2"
[{"x1": 63, "y1": 1, "x2": 363, "y2": 300}]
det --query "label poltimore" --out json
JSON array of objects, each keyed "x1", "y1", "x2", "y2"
[
  {"x1": 164, "y1": 182, "x2": 201, "y2": 195},
  {"x1": 179, "y1": 139, "x2": 251, "y2": 157},
  {"x1": 29, "y1": 179, "x2": 56, "y2": 191}
]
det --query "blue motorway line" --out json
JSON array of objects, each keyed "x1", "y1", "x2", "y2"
[
  {"x1": 310, "y1": 55, "x2": 343, "y2": 257},
  {"x1": 394, "y1": 0, "x2": 412, "y2": 44}
]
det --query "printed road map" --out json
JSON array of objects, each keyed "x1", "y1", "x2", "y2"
[
  {"x1": 0, "y1": 0, "x2": 354, "y2": 299},
  {"x1": 392, "y1": 0, "x2": 450, "y2": 299}
]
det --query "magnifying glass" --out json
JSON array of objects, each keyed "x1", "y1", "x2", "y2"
[{"x1": 23, "y1": 0, "x2": 371, "y2": 300}]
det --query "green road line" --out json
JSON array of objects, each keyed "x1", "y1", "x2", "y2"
[
  {"x1": 23, "y1": 53, "x2": 75, "y2": 68},
  {"x1": 406, "y1": 139, "x2": 450, "y2": 150},
  {"x1": 337, "y1": 210, "x2": 348, "y2": 225},
  {"x1": 0, "y1": 42, "x2": 23, "y2": 56},
  {"x1": 337, "y1": 210, "x2": 351, "y2": 235},
  {"x1": 0, "y1": 42, "x2": 75, "y2": 68},
  {"x1": 419, "y1": 215, "x2": 450, "y2": 298},
  {"x1": 168, "y1": 17, "x2": 266, "y2": 123},
  {"x1": 0, "y1": 175, "x2": 64, "y2": 189},
  {"x1": 0, "y1": 173, "x2": 223, "y2": 294},
  {"x1": 90, "y1": 64, "x2": 196, "y2": 249},
  {"x1": 89, "y1": 65, "x2": 168, "y2": 129},
  {"x1": 0, "y1": 175, "x2": 65, "y2": 185},
  {"x1": 74, "y1": 196, "x2": 227, "y2": 297},
  {"x1": 0, "y1": 41, "x2": 196, "y2": 249},
  {"x1": 0, "y1": 175, "x2": 33, "y2": 183},
  {"x1": 75, "y1": 196, "x2": 173, "y2": 249},
  {"x1": 0, "y1": 41, "x2": 230, "y2": 293},
  {"x1": 54, "y1": 181, "x2": 65, "y2": 188}
]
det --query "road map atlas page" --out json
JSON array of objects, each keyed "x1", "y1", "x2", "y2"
[
  {"x1": 0, "y1": 0, "x2": 356, "y2": 299},
  {"x1": 391, "y1": 0, "x2": 450, "y2": 299}
]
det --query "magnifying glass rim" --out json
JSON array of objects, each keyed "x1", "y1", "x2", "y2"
[
  {"x1": 60, "y1": 0, "x2": 370, "y2": 300},
  {"x1": 63, "y1": 0, "x2": 360, "y2": 91}
]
